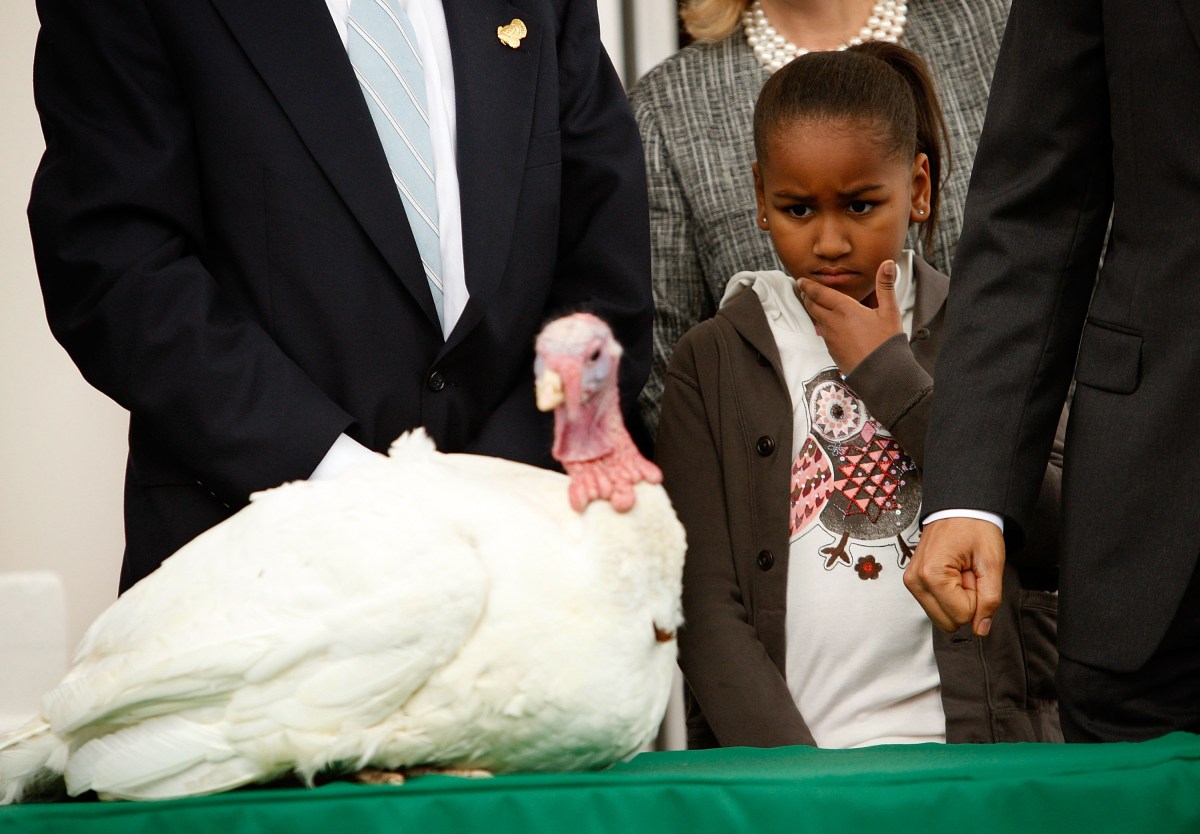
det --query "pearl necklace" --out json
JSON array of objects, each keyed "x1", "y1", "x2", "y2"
[{"x1": 742, "y1": 0, "x2": 908, "y2": 71}]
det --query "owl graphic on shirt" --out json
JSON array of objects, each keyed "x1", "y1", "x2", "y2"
[{"x1": 790, "y1": 367, "x2": 921, "y2": 573}]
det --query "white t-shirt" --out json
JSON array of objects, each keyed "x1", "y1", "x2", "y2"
[{"x1": 719, "y1": 252, "x2": 946, "y2": 748}]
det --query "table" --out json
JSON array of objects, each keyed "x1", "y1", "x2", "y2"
[{"x1": 3, "y1": 733, "x2": 1198, "y2": 834}]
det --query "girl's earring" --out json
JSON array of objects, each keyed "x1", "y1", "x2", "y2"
[{"x1": 917, "y1": 209, "x2": 925, "y2": 216}]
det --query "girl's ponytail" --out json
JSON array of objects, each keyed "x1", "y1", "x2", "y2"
[{"x1": 849, "y1": 41, "x2": 949, "y2": 251}]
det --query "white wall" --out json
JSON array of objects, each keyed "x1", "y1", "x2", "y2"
[
  {"x1": 628, "y1": 0, "x2": 682, "y2": 84},
  {"x1": 0, "y1": 3, "x2": 682, "y2": 655},
  {"x1": 599, "y1": 0, "x2": 679, "y2": 86},
  {"x1": 0, "y1": 6, "x2": 128, "y2": 654}
]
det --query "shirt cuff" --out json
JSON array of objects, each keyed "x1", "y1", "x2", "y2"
[
  {"x1": 309, "y1": 434, "x2": 380, "y2": 481},
  {"x1": 923, "y1": 508, "x2": 1005, "y2": 533}
]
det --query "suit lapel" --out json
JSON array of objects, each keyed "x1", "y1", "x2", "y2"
[
  {"x1": 440, "y1": 0, "x2": 540, "y2": 352},
  {"x1": 209, "y1": 0, "x2": 441, "y2": 327}
]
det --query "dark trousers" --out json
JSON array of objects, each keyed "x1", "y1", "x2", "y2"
[{"x1": 1058, "y1": 560, "x2": 1200, "y2": 742}]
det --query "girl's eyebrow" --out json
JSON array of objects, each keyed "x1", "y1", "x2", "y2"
[
  {"x1": 838, "y1": 184, "x2": 889, "y2": 198},
  {"x1": 771, "y1": 183, "x2": 889, "y2": 200}
]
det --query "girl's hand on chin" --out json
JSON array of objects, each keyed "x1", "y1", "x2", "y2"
[{"x1": 796, "y1": 259, "x2": 904, "y2": 375}]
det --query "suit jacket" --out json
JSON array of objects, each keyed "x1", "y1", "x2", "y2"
[
  {"x1": 922, "y1": 0, "x2": 1200, "y2": 672},
  {"x1": 627, "y1": 0, "x2": 1012, "y2": 434},
  {"x1": 657, "y1": 258, "x2": 1063, "y2": 748},
  {"x1": 28, "y1": 0, "x2": 652, "y2": 590}
]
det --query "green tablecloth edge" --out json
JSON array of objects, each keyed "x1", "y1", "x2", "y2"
[{"x1": 3, "y1": 733, "x2": 1198, "y2": 834}]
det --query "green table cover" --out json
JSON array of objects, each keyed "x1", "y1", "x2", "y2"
[{"x1": 3, "y1": 733, "x2": 1198, "y2": 834}]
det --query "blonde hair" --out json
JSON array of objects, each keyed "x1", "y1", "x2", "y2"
[{"x1": 679, "y1": 0, "x2": 749, "y2": 42}]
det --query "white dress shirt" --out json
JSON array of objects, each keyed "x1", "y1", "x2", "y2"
[
  {"x1": 313, "y1": 0, "x2": 468, "y2": 480},
  {"x1": 923, "y1": 509, "x2": 1004, "y2": 532}
]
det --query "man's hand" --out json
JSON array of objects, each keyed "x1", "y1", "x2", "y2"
[
  {"x1": 904, "y1": 517, "x2": 1005, "y2": 636},
  {"x1": 796, "y1": 259, "x2": 904, "y2": 375}
]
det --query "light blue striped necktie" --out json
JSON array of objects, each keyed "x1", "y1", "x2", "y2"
[{"x1": 348, "y1": 0, "x2": 444, "y2": 326}]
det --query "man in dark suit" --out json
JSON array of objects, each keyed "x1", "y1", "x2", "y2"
[
  {"x1": 904, "y1": 0, "x2": 1200, "y2": 741},
  {"x1": 28, "y1": 0, "x2": 651, "y2": 592}
]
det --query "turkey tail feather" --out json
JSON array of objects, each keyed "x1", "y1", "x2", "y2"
[{"x1": 0, "y1": 719, "x2": 68, "y2": 804}]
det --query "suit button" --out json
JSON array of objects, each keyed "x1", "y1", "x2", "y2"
[
  {"x1": 755, "y1": 435, "x2": 775, "y2": 456},
  {"x1": 427, "y1": 371, "x2": 446, "y2": 392},
  {"x1": 757, "y1": 550, "x2": 774, "y2": 571},
  {"x1": 914, "y1": 327, "x2": 931, "y2": 340},
  {"x1": 756, "y1": 351, "x2": 770, "y2": 367}
]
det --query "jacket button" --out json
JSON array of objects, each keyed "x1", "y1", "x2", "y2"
[
  {"x1": 756, "y1": 351, "x2": 770, "y2": 367},
  {"x1": 427, "y1": 371, "x2": 446, "y2": 392},
  {"x1": 757, "y1": 550, "x2": 774, "y2": 571},
  {"x1": 755, "y1": 435, "x2": 775, "y2": 456},
  {"x1": 914, "y1": 327, "x2": 931, "y2": 340}
]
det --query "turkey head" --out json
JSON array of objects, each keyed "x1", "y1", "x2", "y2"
[{"x1": 534, "y1": 313, "x2": 661, "y2": 513}]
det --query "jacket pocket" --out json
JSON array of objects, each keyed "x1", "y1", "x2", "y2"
[
  {"x1": 1073, "y1": 319, "x2": 1142, "y2": 394},
  {"x1": 1018, "y1": 588, "x2": 1059, "y2": 702},
  {"x1": 525, "y1": 130, "x2": 561, "y2": 169}
]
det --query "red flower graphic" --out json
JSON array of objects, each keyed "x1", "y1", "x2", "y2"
[{"x1": 855, "y1": 555, "x2": 883, "y2": 580}]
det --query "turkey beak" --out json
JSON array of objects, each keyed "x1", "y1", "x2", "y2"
[{"x1": 535, "y1": 368, "x2": 564, "y2": 412}]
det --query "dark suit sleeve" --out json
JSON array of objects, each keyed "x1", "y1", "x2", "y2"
[
  {"x1": 849, "y1": 334, "x2": 1067, "y2": 573},
  {"x1": 541, "y1": 0, "x2": 653, "y2": 443},
  {"x1": 28, "y1": 0, "x2": 354, "y2": 502},
  {"x1": 921, "y1": 0, "x2": 1112, "y2": 541},
  {"x1": 657, "y1": 330, "x2": 815, "y2": 749}
]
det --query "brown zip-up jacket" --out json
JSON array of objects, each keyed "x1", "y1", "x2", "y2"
[{"x1": 657, "y1": 257, "x2": 1064, "y2": 748}]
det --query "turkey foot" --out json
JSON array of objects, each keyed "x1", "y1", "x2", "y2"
[
  {"x1": 821, "y1": 532, "x2": 851, "y2": 568},
  {"x1": 896, "y1": 535, "x2": 913, "y2": 568},
  {"x1": 408, "y1": 766, "x2": 493, "y2": 779},
  {"x1": 355, "y1": 769, "x2": 408, "y2": 786},
  {"x1": 355, "y1": 766, "x2": 494, "y2": 786}
]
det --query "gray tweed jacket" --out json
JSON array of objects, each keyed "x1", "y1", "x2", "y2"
[{"x1": 630, "y1": 0, "x2": 1011, "y2": 433}]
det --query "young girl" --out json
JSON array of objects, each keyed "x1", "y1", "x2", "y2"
[{"x1": 655, "y1": 43, "x2": 1064, "y2": 749}]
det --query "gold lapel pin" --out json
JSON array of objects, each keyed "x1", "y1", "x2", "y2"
[{"x1": 497, "y1": 18, "x2": 527, "y2": 49}]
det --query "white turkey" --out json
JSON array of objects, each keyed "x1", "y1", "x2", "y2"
[{"x1": 0, "y1": 312, "x2": 685, "y2": 803}]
